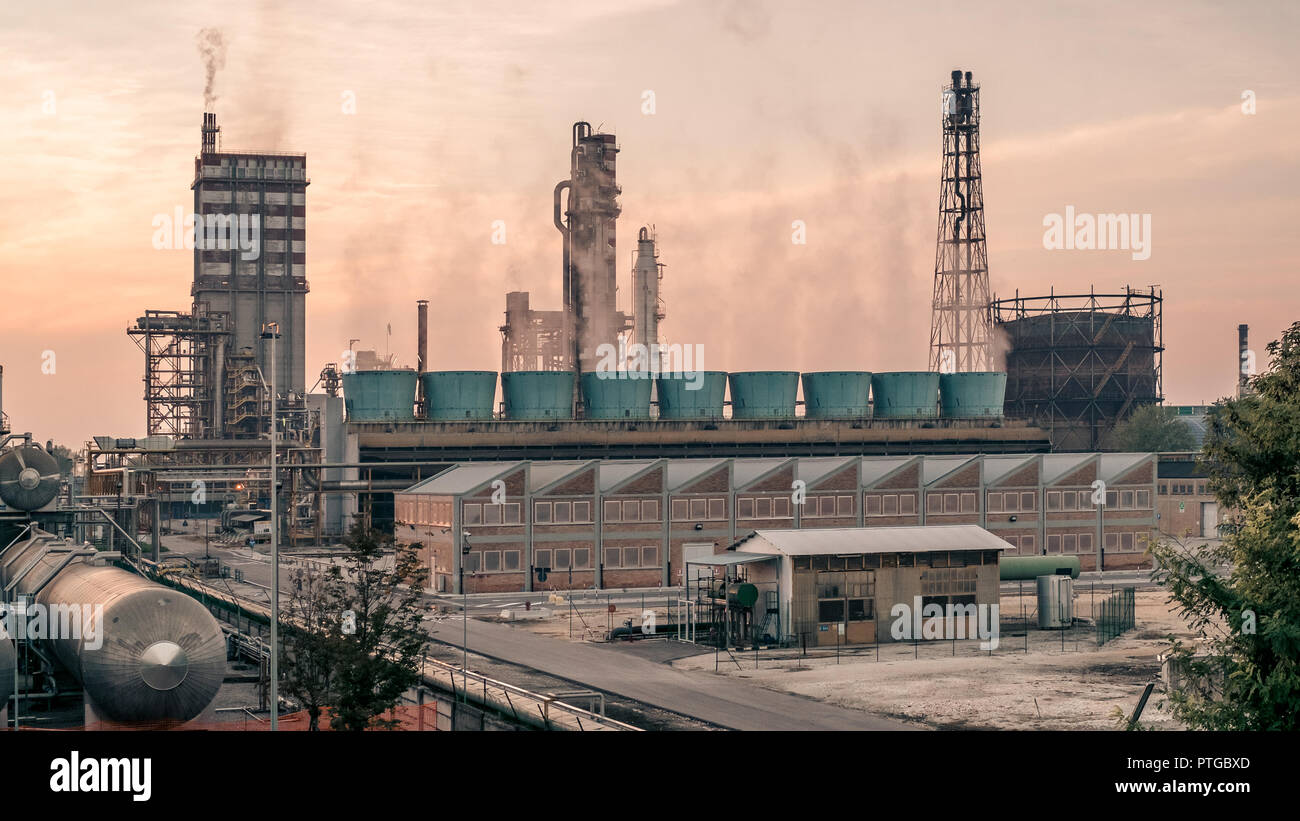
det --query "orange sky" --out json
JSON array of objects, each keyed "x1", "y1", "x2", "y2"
[{"x1": 1, "y1": 0, "x2": 1297, "y2": 447}]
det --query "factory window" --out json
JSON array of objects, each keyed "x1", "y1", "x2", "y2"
[
  {"x1": 774, "y1": 497, "x2": 791, "y2": 517},
  {"x1": 689, "y1": 499, "x2": 708, "y2": 519},
  {"x1": 503, "y1": 551, "x2": 521, "y2": 571},
  {"x1": 848, "y1": 599, "x2": 874, "y2": 622},
  {"x1": 1105, "y1": 490, "x2": 1118, "y2": 509},
  {"x1": 866, "y1": 494, "x2": 882, "y2": 516},
  {"x1": 1120, "y1": 490, "x2": 1135, "y2": 509},
  {"x1": 1105, "y1": 532, "x2": 1119, "y2": 550},
  {"x1": 534, "y1": 502, "x2": 552, "y2": 523},
  {"x1": 1063, "y1": 534, "x2": 1077, "y2": 554},
  {"x1": 1197, "y1": 483, "x2": 1206, "y2": 495},
  {"x1": 1047, "y1": 535, "x2": 1061, "y2": 554},
  {"x1": 573, "y1": 501, "x2": 592, "y2": 523},
  {"x1": 900, "y1": 494, "x2": 915, "y2": 515},
  {"x1": 942, "y1": 493, "x2": 958, "y2": 514},
  {"x1": 671, "y1": 499, "x2": 689, "y2": 521},
  {"x1": 1159, "y1": 483, "x2": 1168, "y2": 494},
  {"x1": 709, "y1": 499, "x2": 726, "y2": 520},
  {"x1": 1136, "y1": 490, "x2": 1150, "y2": 509},
  {"x1": 961, "y1": 493, "x2": 976, "y2": 513},
  {"x1": 838, "y1": 496, "x2": 854, "y2": 516},
  {"x1": 987, "y1": 493, "x2": 1002, "y2": 513},
  {"x1": 884, "y1": 494, "x2": 900, "y2": 516},
  {"x1": 757, "y1": 497, "x2": 773, "y2": 518},
  {"x1": 573, "y1": 548, "x2": 590, "y2": 569},
  {"x1": 623, "y1": 500, "x2": 641, "y2": 521},
  {"x1": 1121, "y1": 532, "x2": 1135, "y2": 552},
  {"x1": 738, "y1": 497, "x2": 755, "y2": 518},
  {"x1": 640, "y1": 499, "x2": 659, "y2": 521},
  {"x1": 535, "y1": 549, "x2": 552, "y2": 569},
  {"x1": 463, "y1": 553, "x2": 480, "y2": 573},
  {"x1": 818, "y1": 599, "x2": 845, "y2": 623},
  {"x1": 1136, "y1": 531, "x2": 1149, "y2": 549},
  {"x1": 604, "y1": 548, "x2": 621, "y2": 568},
  {"x1": 1021, "y1": 534, "x2": 1036, "y2": 553},
  {"x1": 503, "y1": 503, "x2": 521, "y2": 525},
  {"x1": 624, "y1": 547, "x2": 641, "y2": 567},
  {"x1": 483, "y1": 504, "x2": 502, "y2": 525},
  {"x1": 554, "y1": 549, "x2": 571, "y2": 570},
  {"x1": 929, "y1": 552, "x2": 948, "y2": 568},
  {"x1": 554, "y1": 502, "x2": 572, "y2": 524},
  {"x1": 1046, "y1": 491, "x2": 1061, "y2": 511},
  {"x1": 463, "y1": 503, "x2": 482, "y2": 525},
  {"x1": 926, "y1": 493, "x2": 940, "y2": 514},
  {"x1": 1079, "y1": 533, "x2": 1093, "y2": 552},
  {"x1": 642, "y1": 546, "x2": 659, "y2": 567},
  {"x1": 483, "y1": 551, "x2": 501, "y2": 572},
  {"x1": 604, "y1": 500, "x2": 622, "y2": 522},
  {"x1": 1062, "y1": 491, "x2": 1077, "y2": 511}
]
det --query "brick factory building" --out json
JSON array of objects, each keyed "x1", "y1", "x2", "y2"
[{"x1": 395, "y1": 452, "x2": 1163, "y2": 594}]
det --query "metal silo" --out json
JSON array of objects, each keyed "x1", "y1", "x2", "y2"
[
  {"x1": 728, "y1": 371, "x2": 799, "y2": 419},
  {"x1": 342, "y1": 369, "x2": 417, "y2": 422},
  {"x1": 501, "y1": 371, "x2": 575, "y2": 420},
  {"x1": 656, "y1": 371, "x2": 727, "y2": 420},
  {"x1": 0, "y1": 531, "x2": 226, "y2": 724},
  {"x1": 939, "y1": 372, "x2": 1007, "y2": 418},
  {"x1": 1037, "y1": 574, "x2": 1075, "y2": 629},
  {"x1": 580, "y1": 373, "x2": 652, "y2": 419},
  {"x1": 871, "y1": 372, "x2": 940, "y2": 418},
  {"x1": 421, "y1": 371, "x2": 497, "y2": 420},
  {"x1": 801, "y1": 371, "x2": 872, "y2": 419}
]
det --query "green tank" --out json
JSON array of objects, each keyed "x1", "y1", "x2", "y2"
[
  {"x1": 501, "y1": 371, "x2": 574, "y2": 420},
  {"x1": 801, "y1": 371, "x2": 872, "y2": 419},
  {"x1": 580, "y1": 372, "x2": 653, "y2": 419},
  {"x1": 728, "y1": 371, "x2": 799, "y2": 419},
  {"x1": 342, "y1": 369, "x2": 417, "y2": 422},
  {"x1": 939, "y1": 372, "x2": 1007, "y2": 418},
  {"x1": 871, "y1": 372, "x2": 940, "y2": 419},
  {"x1": 1000, "y1": 555, "x2": 1081, "y2": 580},
  {"x1": 422, "y1": 371, "x2": 496, "y2": 420},
  {"x1": 656, "y1": 371, "x2": 727, "y2": 420}
]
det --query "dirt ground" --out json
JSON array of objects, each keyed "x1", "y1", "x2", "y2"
[{"x1": 666, "y1": 589, "x2": 1196, "y2": 730}]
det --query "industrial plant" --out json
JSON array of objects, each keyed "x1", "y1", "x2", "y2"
[{"x1": 0, "y1": 63, "x2": 1248, "y2": 736}]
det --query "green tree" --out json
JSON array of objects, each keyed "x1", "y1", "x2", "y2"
[
  {"x1": 278, "y1": 523, "x2": 429, "y2": 731},
  {"x1": 326, "y1": 524, "x2": 429, "y2": 731},
  {"x1": 1150, "y1": 321, "x2": 1300, "y2": 730},
  {"x1": 1109, "y1": 404, "x2": 1196, "y2": 452}
]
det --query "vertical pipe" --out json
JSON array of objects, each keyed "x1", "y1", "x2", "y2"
[{"x1": 416, "y1": 300, "x2": 429, "y2": 415}]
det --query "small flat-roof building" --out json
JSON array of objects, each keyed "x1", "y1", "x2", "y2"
[{"x1": 693, "y1": 526, "x2": 1010, "y2": 646}]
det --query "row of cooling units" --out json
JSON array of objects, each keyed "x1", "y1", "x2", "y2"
[{"x1": 344, "y1": 369, "x2": 1008, "y2": 422}]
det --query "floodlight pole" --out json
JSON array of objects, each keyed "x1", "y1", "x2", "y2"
[{"x1": 262, "y1": 323, "x2": 281, "y2": 731}]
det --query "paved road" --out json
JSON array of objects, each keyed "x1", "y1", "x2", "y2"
[
  {"x1": 424, "y1": 615, "x2": 912, "y2": 731},
  {"x1": 164, "y1": 531, "x2": 910, "y2": 730}
]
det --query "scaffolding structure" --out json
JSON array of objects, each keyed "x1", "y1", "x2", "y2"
[
  {"x1": 990, "y1": 286, "x2": 1163, "y2": 451},
  {"x1": 930, "y1": 69, "x2": 994, "y2": 373},
  {"x1": 128, "y1": 308, "x2": 230, "y2": 438}
]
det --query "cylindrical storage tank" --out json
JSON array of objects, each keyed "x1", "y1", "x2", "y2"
[
  {"x1": 1037, "y1": 574, "x2": 1075, "y2": 629},
  {"x1": 727, "y1": 582, "x2": 759, "y2": 609},
  {"x1": 1000, "y1": 555, "x2": 1081, "y2": 581},
  {"x1": 2, "y1": 534, "x2": 226, "y2": 724},
  {"x1": 501, "y1": 371, "x2": 574, "y2": 420},
  {"x1": 580, "y1": 373, "x2": 652, "y2": 420},
  {"x1": 421, "y1": 371, "x2": 496, "y2": 421},
  {"x1": 656, "y1": 371, "x2": 727, "y2": 420},
  {"x1": 871, "y1": 372, "x2": 940, "y2": 418},
  {"x1": 939, "y1": 372, "x2": 1007, "y2": 418},
  {"x1": 342, "y1": 369, "x2": 417, "y2": 422},
  {"x1": 0, "y1": 444, "x2": 61, "y2": 511},
  {"x1": 728, "y1": 371, "x2": 799, "y2": 419},
  {"x1": 801, "y1": 371, "x2": 872, "y2": 419}
]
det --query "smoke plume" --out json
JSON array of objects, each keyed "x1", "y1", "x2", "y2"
[{"x1": 195, "y1": 28, "x2": 227, "y2": 109}]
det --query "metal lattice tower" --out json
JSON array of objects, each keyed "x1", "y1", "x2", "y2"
[{"x1": 930, "y1": 69, "x2": 993, "y2": 373}]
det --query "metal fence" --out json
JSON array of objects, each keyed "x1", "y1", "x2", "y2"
[{"x1": 1094, "y1": 586, "x2": 1136, "y2": 645}]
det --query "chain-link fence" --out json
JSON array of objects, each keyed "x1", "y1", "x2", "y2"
[{"x1": 1095, "y1": 586, "x2": 1136, "y2": 645}]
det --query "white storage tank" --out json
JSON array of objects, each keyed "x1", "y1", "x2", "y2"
[{"x1": 1037, "y1": 574, "x2": 1074, "y2": 629}]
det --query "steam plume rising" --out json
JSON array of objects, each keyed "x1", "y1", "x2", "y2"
[{"x1": 196, "y1": 27, "x2": 226, "y2": 109}]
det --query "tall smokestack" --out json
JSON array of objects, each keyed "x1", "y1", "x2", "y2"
[
  {"x1": 201, "y1": 112, "x2": 219, "y2": 154},
  {"x1": 416, "y1": 300, "x2": 428, "y2": 412},
  {"x1": 1238, "y1": 324, "x2": 1250, "y2": 397}
]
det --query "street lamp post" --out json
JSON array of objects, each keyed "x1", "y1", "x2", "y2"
[{"x1": 261, "y1": 322, "x2": 281, "y2": 730}]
